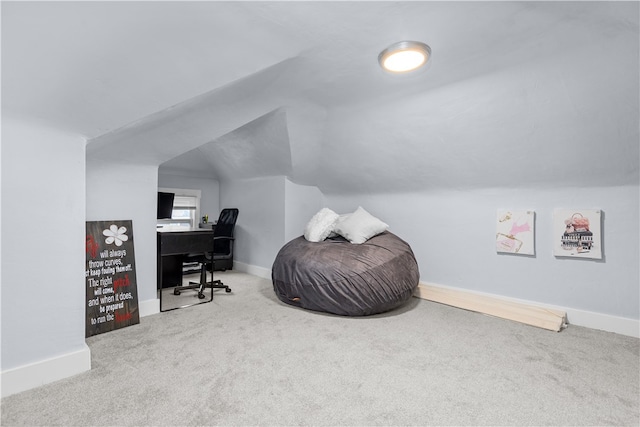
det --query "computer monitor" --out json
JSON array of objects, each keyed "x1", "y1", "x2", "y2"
[{"x1": 157, "y1": 192, "x2": 175, "y2": 219}]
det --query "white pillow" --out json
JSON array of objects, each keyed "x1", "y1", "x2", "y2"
[
  {"x1": 304, "y1": 208, "x2": 339, "y2": 242},
  {"x1": 333, "y1": 206, "x2": 389, "y2": 244},
  {"x1": 326, "y1": 213, "x2": 352, "y2": 239}
]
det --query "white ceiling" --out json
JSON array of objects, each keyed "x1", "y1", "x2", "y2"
[{"x1": 3, "y1": 1, "x2": 638, "y2": 193}]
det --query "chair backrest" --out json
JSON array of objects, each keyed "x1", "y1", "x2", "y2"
[{"x1": 213, "y1": 208, "x2": 238, "y2": 254}]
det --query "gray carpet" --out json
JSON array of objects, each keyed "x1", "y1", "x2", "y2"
[
  {"x1": 159, "y1": 271, "x2": 220, "y2": 311},
  {"x1": 2, "y1": 271, "x2": 639, "y2": 426}
]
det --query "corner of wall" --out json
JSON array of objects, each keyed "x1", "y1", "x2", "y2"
[
  {"x1": 138, "y1": 298, "x2": 160, "y2": 317},
  {"x1": 233, "y1": 260, "x2": 272, "y2": 280}
]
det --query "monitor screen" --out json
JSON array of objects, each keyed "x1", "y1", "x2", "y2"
[{"x1": 157, "y1": 192, "x2": 175, "y2": 219}]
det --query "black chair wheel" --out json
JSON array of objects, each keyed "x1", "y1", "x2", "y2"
[
  {"x1": 226, "y1": 288, "x2": 232, "y2": 293},
  {"x1": 173, "y1": 289, "x2": 181, "y2": 295},
  {"x1": 198, "y1": 292, "x2": 206, "y2": 299}
]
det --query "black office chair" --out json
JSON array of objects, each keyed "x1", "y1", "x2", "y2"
[{"x1": 173, "y1": 208, "x2": 239, "y2": 299}]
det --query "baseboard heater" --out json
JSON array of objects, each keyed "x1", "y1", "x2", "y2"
[{"x1": 414, "y1": 283, "x2": 567, "y2": 332}]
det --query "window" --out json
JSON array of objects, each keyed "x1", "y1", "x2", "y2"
[
  {"x1": 157, "y1": 188, "x2": 201, "y2": 230},
  {"x1": 170, "y1": 195, "x2": 198, "y2": 229}
]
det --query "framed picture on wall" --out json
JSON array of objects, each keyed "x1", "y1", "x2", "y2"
[
  {"x1": 496, "y1": 210, "x2": 535, "y2": 255},
  {"x1": 553, "y1": 209, "x2": 602, "y2": 259}
]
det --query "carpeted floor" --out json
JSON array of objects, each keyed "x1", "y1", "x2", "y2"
[{"x1": 2, "y1": 271, "x2": 639, "y2": 426}]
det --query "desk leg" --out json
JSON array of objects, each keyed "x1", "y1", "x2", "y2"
[{"x1": 161, "y1": 255, "x2": 183, "y2": 288}]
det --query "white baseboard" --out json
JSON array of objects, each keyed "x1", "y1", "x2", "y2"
[
  {"x1": 1, "y1": 345, "x2": 91, "y2": 398},
  {"x1": 416, "y1": 282, "x2": 639, "y2": 338},
  {"x1": 233, "y1": 261, "x2": 272, "y2": 280},
  {"x1": 138, "y1": 297, "x2": 160, "y2": 317},
  {"x1": 555, "y1": 305, "x2": 639, "y2": 338}
]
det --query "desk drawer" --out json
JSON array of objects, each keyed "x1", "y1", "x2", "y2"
[{"x1": 159, "y1": 232, "x2": 213, "y2": 255}]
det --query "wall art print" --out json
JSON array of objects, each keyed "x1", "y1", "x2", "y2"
[
  {"x1": 496, "y1": 210, "x2": 535, "y2": 255},
  {"x1": 553, "y1": 209, "x2": 602, "y2": 259},
  {"x1": 85, "y1": 220, "x2": 140, "y2": 337}
]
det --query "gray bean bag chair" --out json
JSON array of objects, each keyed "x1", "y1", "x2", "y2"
[{"x1": 272, "y1": 231, "x2": 420, "y2": 316}]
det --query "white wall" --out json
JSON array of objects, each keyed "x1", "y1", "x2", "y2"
[
  {"x1": 220, "y1": 176, "x2": 286, "y2": 271},
  {"x1": 325, "y1": 185, "x2": 640, "y2": 323},
  {"x1": 86, "y1": 162, "x2": 159, "y2": 306},
  {"x1": 1, "y1": 116, "x2": 90, "y2": 395},
  {"x1": 284, "y1": 180, "x2": 324, "y2": 242},
  {"x1": 157, "y1": 173, "x2": 220, "y2": 221}
]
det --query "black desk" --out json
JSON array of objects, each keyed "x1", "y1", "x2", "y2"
[
  {"x1": 157, "y1": 228, "x2": 215, "y2": 290},
  {"x1": 157, "y1": 228, "x2": 216, "y2": 312}
]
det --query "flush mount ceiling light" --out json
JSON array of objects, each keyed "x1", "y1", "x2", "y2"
[{"x1": 378, "y1": 41, "x2": 431, "y2": 73}]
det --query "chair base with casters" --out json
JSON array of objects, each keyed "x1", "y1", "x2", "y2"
[
  {"x1": 173, "y1": 258, "x2": 232, "y2": 299},
  {"x1": 172, "y1": 208, "x2": 238, "y2": 300}
]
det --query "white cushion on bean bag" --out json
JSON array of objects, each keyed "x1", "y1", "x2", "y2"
[
  {"x1": 334, "y1": 206, "x2": 389, "y2": 244},
  {"x1": 304, "y1": 208, "x2": 339, "y2": 242}
]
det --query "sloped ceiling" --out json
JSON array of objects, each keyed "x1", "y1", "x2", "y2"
[
  {"x1": 161, "y1": 109, "x2": 293, "y2": 181},
  {"x1": 2, "y1": 1, "x2": 638, "y2": 193}
]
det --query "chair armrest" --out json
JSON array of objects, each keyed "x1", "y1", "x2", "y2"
[
  {"x1": 211, "y1": 236, "x2": 235, "y2": 259},
  {"x1": 213, "y1": 236, "x2": 235, "y2": 241}
]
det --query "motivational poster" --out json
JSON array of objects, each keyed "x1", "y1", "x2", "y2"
[{"x1": 85, "y1": 220, "x2": 140, "y2": 337}]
